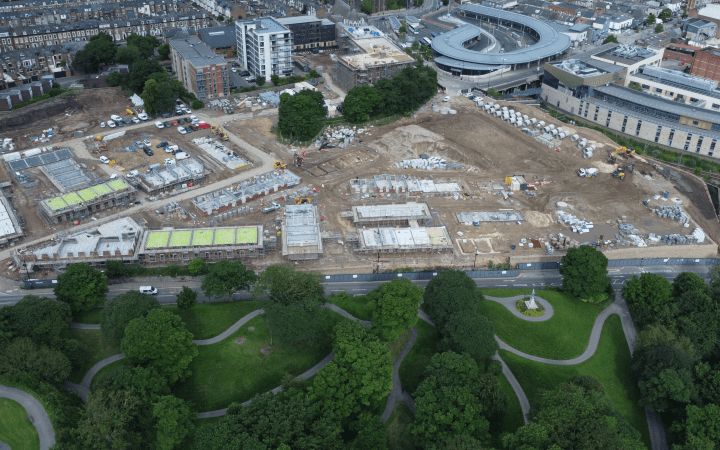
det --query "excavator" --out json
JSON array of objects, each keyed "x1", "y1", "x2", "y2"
[
  {"x1": 609, "y1": 146, "x2": 635, "y2": 163},
  {"x1": 274, "y1": 160, "x2": 287, "y2": 169},
  {"x1": 612, "y1": 167, "x2": 626, "y2": 180},
  {"x1": 294, "y1": 197, "x2": 311, "y2": 204},
  {"x1": 211, "y1": 125, "x2": 229, "y2": 141},
  {"x1": 294, "y1": 154, "x2": 304, "y2": 168}
]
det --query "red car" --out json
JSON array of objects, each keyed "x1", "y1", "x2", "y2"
[
  {"x1": 171, "y1": 120, "x2": 178, "y2": 126},
  {"x1": 198, "y1": 123, "x2": 211, "y2": 129}
]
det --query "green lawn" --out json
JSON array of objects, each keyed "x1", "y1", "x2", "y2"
[
  {"x1": 495, "y1": 369, "x2": 525, "y2": 442},
  {"x1": 386, "y1": 402, "x2": 415, "y2": 450},
  {"x1": 0, "y1": 398, "x2": 40, "y2": 450},
  {"x1": 324, "y1": 293, "x2": 373, "y2": 321},
  {"x1": 399, "y1": 320, "x2": 440, "y2": 395},
  {"x1": 387, "y1": 328, "x2": 413, "y2": 363},
  {"x1": 73, "y1": 307, "x2": 104, "y2": 324},
  {"x1": 499, "y1": 315, "x2": 650, "y2": 448},
  {"x1": 68, "y1": 329, "x2": 122, "y2": 383},
  {"x1": 90, "y1": 359, "x2": 126, "y2": 390},
  {"x1": 173, "y1": 314, "x2": 331, "y2": 412},
  {"x1": 479, "y1": 289, "x2": 606, "y2": 359},
  {"x1": 162, "y1": 301, "x2": 259, "y2": 340}
]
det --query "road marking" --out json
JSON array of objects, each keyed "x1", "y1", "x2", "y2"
[
  {"x1": 533, "y1": 283, "x2": 545, "y2": 286},
  {"x1": 515, "y1": 284, "x2": 527, "y2": 286},
  {"x1": 495, "y1": 284, "x2": 507, "y2": 287},
  {"x1": 352, "y1": 289, "x2": 367, "y2": 292}
]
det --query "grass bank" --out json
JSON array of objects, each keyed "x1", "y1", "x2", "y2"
[
  {"x1": 162, "y1": 301, "x2": 258, "y2": 340},
  {"x1": 0, "y1": 398, "x2": 40, "y2": 450},
  {"x1": 398, "y1": 320, "x2": 440, "y2": 395},
  {"x1": 68, "y1": 329, "x2": 121, "y2": 384}
]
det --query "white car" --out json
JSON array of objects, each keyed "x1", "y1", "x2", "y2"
[
  {"x1": 184, "y1": 108, "x2": 192, "y2": 114},
  {"x1": 164, "y1": 158, "x2": 176, "y2": 166},
  {"x1": 110, "y1": 174, "x2": 118, "y2": 180},
  {"x1": 178, "y1": 127, "x2": 186, "y2": 134},
  {"x1": 175, "y1": 152, "x2": 190, "y2": 160},
  {"x1": 189, "y1": 115, "x2": 198, "y2": 123},
  {"x1": 155, "y1": 121, "x2": 164, "y2": 129},
  {"x1": 100, "y1": 121, "x2": 106, "y2": 128},
  {"x1": 143, "y1": 139, "x2": 151, "y2": 147},
  {"x1": 108, "y1": 121, "x2": 116, "y2": 128},
  {"x1": 231, "y1": 67, "x2": 237, "y2": 72},
  {"x1": 99, "y1": 156, "x2": 110, "y2": 164},
  {"x1": 139, "y1": 286, "x2": 158, "y2": 295},
  {"x1": 443, "y1": 96, "x2": 450, "y2": 102},
  {"x1": 127, "y1": 170, "x2": 140, "y2": 178},
  {"x1": 132, "y1": 117, "x2": 140, "y2": 124},
  {"x1": 165, "y1": 145, "x2": 178, "y2": 153},
  {"x1": 138, "y1": 113, "x2": 148, "y2": 120},
  {"x1": 110, "y1": 114, "x2": 122, "y2": 122}
]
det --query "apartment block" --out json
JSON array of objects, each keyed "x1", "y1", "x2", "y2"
[
  {"x1": 235, "y1": 17, "x2": 293, "y2": 78},
  {"x1": 170, "y1": 36, "x2": 229, "y2": 100},
  {"x1": 274, "y1": 15, "x2": 336, "y2": 51}
]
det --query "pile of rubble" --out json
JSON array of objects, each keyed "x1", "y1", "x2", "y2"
[
  {"x1": 2, "y1": 138, "x2": 14, "y2": 152},
  {"x1": 547, "y1": 233, "x2": 579, "y2": 252},
  {"x1": 556, "y1": 211, "x2": 594, "y2": 234},
  {"x1": 618, "y1": 223, "x2": 639, "y2": 235},
  {"x1": 319, "y1": 126, "x2": 367, "y2": 148},
  {"x1": 258, "y1": 91, "x2": 281, "y2": 107},
  {"x1": 652, "y1": 205, "x2": 690, "y2": 224},
  {"x1": 394, "y1": 155, "x2": 463, "y2": 171},
  {"x1": 207, "y1": 99, "x2": 234, "y2": 114}
]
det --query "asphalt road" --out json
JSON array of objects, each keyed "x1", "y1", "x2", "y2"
[{"x1": 0, "y1": 265, "x2": 709, "y2": 306}]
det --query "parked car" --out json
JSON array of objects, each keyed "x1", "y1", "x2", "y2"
[
  {"x1": 171, "y1": 120, "x2": 178, "y2": 127},
  {"x1": 127, "y1": 170, "x2": 140, "y2": 178},
  {"x1": 190, "y1": 115, "x2": 198, "y2": 123},
  {"x1": 165, "y1": 145, "x2": 179, "y2": 153},
  {"x1": 99, "y1": 156, "x2": 110, "y2": 164},
  {"x1": 143, "y1": 139, "x2": 151, "y2": 147},
  {"x1": 231, "y1": 67, "x2": 238, "y2": 73},
  {"x1": 198, "y1": 123, "x2": 211, "y2": 129},
  {"x1": 138, "y1": 112, "x2": 148, "y2": 120},
  {"x1": 240, "y1": 70, "x2": 250, "y2": 77},
  {"x1": 110, "y1": 114, "x2": 122, "y2": 122},
  {"x1": 185, "y1": 127, "x2": 193, "y2": 134},
  {"x1": 163, "y1": 121, "x2": 172, "y2": 128},
  {"x1": 122, "y1": 118, "x2": 131, "y2": 125},
  {"x1": 156, "y1": 141, "x2": 168, "y2": 148},
  {"x1": 178, "y1": 127, "x2": 187, "y2": 134},
  {"x1": 143, "y1": 147, "x2": 154, "y2": 156},
  {"x1": 134, "y1": 141, "x2": 144, "y2": 148},
  {"x1": 115, "y1": 120, "x2": 124, "y2": 127},
  {"x1": 132, "y1": 117, "x2": 141, "y2": 124},
  {"x1": 108, "y1": 121, "x2": 116, "y2": 128},
  {"x1": 245, "y1": 76, "x2": 256, "y2": 83},
  {"x1": 155, "y1": 121, "x2": 164, "y2": 129},
  {"x1": 139, "y1": 286, "x2": 157, "y2": 295},
  {"x1": 177, "y1": 118, "x2": 185, "y2": 124},
  {"x1": 183, "y1": 108, "x2": 192, "y2": 114},
  {"x1": 175, "y1": 152, "x2": 190, "y2": 160},
  {"x1": 164, "y1": 158, "x2": 176, "y2": 165},
  {"x1": 100, "y1": 122, "x2": 106, "y2": 128},
  {"x1": 262, "y1": 202, "x2": 282, "y2": 213}
]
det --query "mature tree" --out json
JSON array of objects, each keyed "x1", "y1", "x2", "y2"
[
  {"x1": 126, "y1": 33, "x2": 158, "y2": 59},
  {"x1": 631, "y1": 343, "x2": 698, "y2": 412},
  {"x1": 72, "y1": 49, "x2": 102, "y2": 74},
  {"x1": 105, "y1": 259, "x2": 131, "y2": 278},
  {"x1": 127, "y1": 59, "x2": 164, "y2": 93},
  {"x1": 441, "y1": 310, "x2": 498, "y2": 367},
  {"x1": 503, "y1": 377, "x2": 644, "y2": 450},
  {"x1": 349, "y1": 412, "x2": 389, "y2": 450},
  {"x1": 73, "y1": 32, "x2": 117, "y2": 72},
  {"x1": 157, "y1": 43, "x2": 170, "y2": 60},
  {"x1": 191, "y1": 99, "x2": 204, "y2": 110},
  {"x1": 343, "y1": 85, "x2": 382, "y2": 122},
  {"x1": 671, "y1": 403, "x2": 720, "y2": 450},
  {"x1": 122, "y1": 309, "x2": 198, "y2": 385},
  {"x1": 253, "y1": 264, "x2": 323, "y2": 307},
  {"x1": 0, "y1": 337, "x2": 71, "y2": 385},
  {"x1": 55, "y1": 263, "x2": 108, "y2": 312},
  {"x1": 106, "y1": 71, "x2": 125, "y2": 87},
  {"x1": 659, "y1": 8, "x2": 672, "y2": 21},
  {"x1": 278, "y1": 91, "x2": 325, "y2": 141},
  {"x1": 0, "y1": 310, "x2": 13, "y2": 354},
  {"x1": 366, "y1": 278, "x2": 422, "y2": 341},
  {"x1": 115, "y1": 45, "x2": 141, "y2": 64},
  {"x1": 192, "y1": 391, "x2": 343, "y2": 450},
  {"x1": 602, "y1": 35, "x2": 619, "y2": 44},
  {"x1": 423, "y1": 270, "x2": 483, "y2": 328},
  {"x1": 623, "y1": 273, "x2": 673, "y2": 329},
  {"x1": 674, "y1": 290, "x2": 720, "y2": 359},
  {"x1": 153, "y1": 395, "x2": 195, "y2": 450},
  {"x1": 637, "y1": 324, "x2": 697, "y2": 359},
  {"x1": 709, "y1": 262, "x2": 720, "y2": 286},
  {"x1": 410, "y1": 352, "x2": 491, "y2": 448},
  {"x1": 375, "y1": 77, "x2": 403, "y2": 114},
  {"x1": 673, "y1": 272, "x2": 707, "y2": 297},
  {"x1": 256, "y1": 75, "x2": 266, "y2": 86},
  {"x1": 77, "y1": 388, "x2": 142, "y2": 449},
  {"x1": 647, "y1": 14, "x2": 657, "y2": 24},
  {"x1": 101, "y1": 291, "x2": 160, "y2": 344},
  {"x1": 141, "y1": 78, "x2": 177, "y2": 116},
  {"x1": 188, "y1": 257, "x2": 207, "y2": 276},
  {"x1": 360, "y1": 0, "x2": 373, "y2": 14},
  {"x1": 271, "y1": 74, "x2": 281, "y2": 86},
  {"x1": 310, "y1": 319, "x2": 392, "y2": 419},
  {"x1": 559, "y1": 246, "x2": 610, "y2": 302},
  {"x1": 201, "y1": 260, "x2": 257, "y2": 299},
  {"x1": 176, "y1": 286, "x2": 198, "y2": 310},
  {"x1": 262, "y1": 301, "x2": 333, "y2": 352},
  {"x1": 655, "y1": 24, "x2": 664, "y2": 33},
  {"x1": 7, "y1": 295, "x2": 71, "y2": 349},
  {"x1": 695, "y1": 362, "x2": 720, "y2": 406}
]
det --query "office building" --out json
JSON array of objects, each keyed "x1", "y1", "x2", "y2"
[
  {"x1": 169, "y1": 36, "x2": 229, "y2": 100},
  {"x1": 235, "y1": 17, "x2": 293, "y2": 78},
  {"x1": 274, "y1": 15, "x2": 336, "y2": 51}
]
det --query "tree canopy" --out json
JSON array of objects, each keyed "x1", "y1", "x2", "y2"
[
  {"x1": 343, "y1": 85, "x2": 382, "y2": 123},
  {"x1": 422, "y1": 270, "x2": 483, "y2": 328},
  {"x1": 115, "y1": 45, "x2": 142, "y2": 65},
  {"x1": 631, "y1": 343, "x2": 698, "y2": 413},
  {"x1": 201, "y1": 260, "x2": 257, "y2": 299},
  {"x1": 54, "y1": 263, "x2": 108, "y2": 312},
  {"x1": 647, "y1": 14, "x2": 657, "y2": 24},
  {"x1": 602, "y1": 35, "x2": 619, "y2": 44},
  {"x1": 673, "y1": 272, "x2": 707, "y2": 297},
  {"x1": 440, "y1": 309, "x2": 498, "y2": 367},
  {"x1": 72, "y1": 32, "x2": 117, "y2": 73},
  {"x1": 121, "y1": 309, "x2": 198, "y2": 385},
  {"x1": 7, "y1": 295, "x2": 71, "y2": 350},
  {"x1": 503, "y1": 376, "x2": 644, "y2": 450},
  {"x1": 176, "y1": 286, "x2": 198, "y2": 310},
  {"x1": 101, "y1": 291, "x2": 160, "y2": 344},
  {"x1": 559, "y1": 246, "x2": 610, "y2": 302},
  {"x1": 141, "y1": 78, "x2": 177, "y2": 116},
  {"x1": 253, "y1": 264, "x2": 324, "y2": 307},
  {"x1": 310, "y1": 319, "x2": 392, "y2": 419},
  {"x1": 126, "y1": 59, "x2": 164, "y2": 93},
  {"x1": 262, "y1": 301, "x2": 333, "y2": 352},
  {"x1": 623, "y1": 273, "x2": 673, "y2": 330},
  {"x1": 0, "y1": 337, "x2": 71, "y2": 385},
  {"x1": 659, "y1": 8, "x2": 672, "y2": 20},
  {"x1": 674, "y1": 290, "x2": 720, "y2": 359},
  {"x1": 158, "y1": 43, "x2": 170, "y2": 60},
  {"x1": 673, "y1": 403, "x2": 720, "y2": 450},
  {"x1": 126, "y1": 33, "x2": 159, "y2": 59},
  {"x1": 277, "y1": 90, "x2": 326, "y2": 141},
  {"x1": 367, "y1": 278, "x2": 422, "y2": 341}
]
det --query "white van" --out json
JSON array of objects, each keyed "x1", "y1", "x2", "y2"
[
  {"x1": 139, "y1": 286, "x2": 158, "y2": 295},
  {"x1": 175, "y1": 152, "x2": 190, "y2": 160}
]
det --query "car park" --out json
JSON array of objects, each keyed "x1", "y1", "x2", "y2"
[
  {"x1": 122, "y1": 118, "x2": 132, "y2": 125},
  {"x1": 163, "y1": 121, "x2": 172, "y2": 128},
  {"x1": 171, "y1": 120, "x2": 178, "y2": 126},
  {"x1": 138, "y1": 112, "x2": 148, "y2": 120},
  {"x1": 155, "y1": 121, "x2": 164, "y2": 129},
  {"x1": 132, "y1": 117, "x2": 141, "y2": 124},
  {"x1": 184, "y1": 108, "x2": 192, "y2": 114},
  {"x1": 127, "y1": 170, "x2": 140, "y2": 178},
  {"x1": 115, "y1": 120, "x2": 124, "y2": 127},
  {"x1": 178, "y1": 127, "x2": 186, "y2": 134},
  {"x1": 100, "y1": 122, "x2": 106, "y2": 128},
  {"x1": 143, "y1": 139, "x2": 151, "y2": 147},
  {"x1": 190, "y1": 115, "x2": 198, "y2": 123},
  {"x1": 245, "y1": 76, "x2": 256, "y2": 83},
  {"x1": 165, "y1": 145, "x2": 179, "y2": 153},
  {"x1": 108, "y1": 121, "x2": 116, "y2": 128},
  {"x1": 177, "y1": 118, "x2": 185, "y2": 124},
  {"x1": 111, "y1": 115, "x2": 122, "y2": 122},
  {"x1": 99, "y1": 156, "x2": 110, "y2": 164},
  {"x1": 185, "y1": 127, "x2": 193, "y2": 134},
  {"x1": 175, "y1": 152, "x2": 190, "y2": 160},
  {"x1": 240, "y1": 70, "x2": 250, "y2": 76},
  {"x1": 156, "y1": 141, "x2": 168, "y2": 148},
  {"x1": 143, "y1": 147, "x2": 153, "y2": 156}
]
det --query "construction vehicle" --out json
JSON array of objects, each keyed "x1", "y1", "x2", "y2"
[
  {"x1": 294, "y1": 197, "x2": 311, "y2": 204},
  {"x1": 577, "y1": 168, "x2": 599, "y2": 178},
  {"x1": 609, "y1": 146, "x2": 635, "y2": 163},
  {"x1": 612, "y1": 167, "x2": 626, "y2": 180},
  {"x1": 624, "y1": 162, "x2": 635, "y2": 174},
  {"x1": 274, "y1": 160, "x2": 287, "y2": 169},
  {"x1": 294, "y1": 154, "x2": 304, "y2": 167}
]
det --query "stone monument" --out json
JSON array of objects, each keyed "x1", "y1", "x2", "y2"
[{"x1": 525, "y1": 289, "x2": 538, "y2": 310}]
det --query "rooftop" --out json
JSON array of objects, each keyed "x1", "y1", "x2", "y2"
[
  {"x1": 282, "y1": 204, "x2": 322, "y2": 257},
  {"x1": 352, "y1": 203, "x2": 430, "y2": 222},
  {"x1": 592, "y1": 44, "x2": 660, "y2": 65},
  {"x1": 197, "y1": 24, "x2": 236, "y2": 48},
  {"x1": 42, "y1": 179, "x2": 132, "y2": 213},
  {"x1": 274, "y1": 15, "x2": 333, "y2": 26},
  {"x1": 340, "y1": 36, "x2": 414, "y2": 70},
  {"x1": 359, "y1": 227, "x2": 451, "y2": 249},
  {"x1": 699, "y1": 4, "x2": 720, "y2": 21},
  {"x1": 32, "y1": 217, "x2": 142, "y2": 260},
  {"x1": 142, "y1": 225, "x2": 262, "y2": 250},
  {"x1": 170, "y1": 36, "x2": 227, "y2": 68}
]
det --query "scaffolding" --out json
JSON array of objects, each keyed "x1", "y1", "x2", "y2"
[
  {"x1": 353, "y1": 226, "x2": 454, "y2": 253},
  {"x1": 349, "y1": 202, "x2": 432, "y2": 226},
  {"x1": 282, "y1": 204, "x2": 323, "y2": 260}
]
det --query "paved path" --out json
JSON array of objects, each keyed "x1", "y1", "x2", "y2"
[
  {"x1": 0, "y1": 385, "x2": 56, "y2": 450},
  {"x1": 322, "y1": 303, "x2": 372, "y2": 327},
  {"x1": 192, "y1": 309, "x2": 264, "y2": 345},
  {"x1": 485, "y1": 295, "x2": 554, "y2": 322},
  {"x1": 0, "y1": 440, "x2": 9, "y2": 450},
  {"x1": 70, "y1": 322, "x2": 100, "y2": 329},
  {"x1": 381, "y1": 326, "x2": 419, "y2": 421}
]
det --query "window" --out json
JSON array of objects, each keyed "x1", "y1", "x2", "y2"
[
  {"x1": 655, "y1": 125, "x2": 662, "y2": 143},
  {"x1": 606, "y1": 111, "x2": 612, "y2": 127},
  {"x1": 635, "y1": 119, "x2": 642, "y2": 136},
  {"x1": 696, "y1": 137, "x2": 704, "y2": 153},
  {"x1": 693, "y1": 120, "x2": 700, "y2": 126},
  {"x1": 668, "y1": 129, "x2": 675, "y2": 146},
  {"x1": 621, "y1": 116, "x2": 628, "y2": 133}
]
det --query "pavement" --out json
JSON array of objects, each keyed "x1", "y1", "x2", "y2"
[
  {"x1": 0, "y1": 385, "x2": 56, "y2": 450},
  {"x1": 486, "y1": 295, "x2": 554, "y2": 322},
  {"x1": 381, "y1": 326, "x2": 419, "y2": 421}
]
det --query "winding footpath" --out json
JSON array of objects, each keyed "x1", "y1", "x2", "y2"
[{"x1": 0, "y1": 385, "x2": 55, "y2": 450}]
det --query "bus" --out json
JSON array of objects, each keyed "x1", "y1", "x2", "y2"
[
  {"x1": 407, "y1": 23, "x2": 419, "y2": 34},
  {"x1": 422, "y1": 37, "x2": 433, "y2": 46}
]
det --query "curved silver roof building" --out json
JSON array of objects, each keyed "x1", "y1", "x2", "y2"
[{"x1": 432, "y1": 4, "x2": 571, "y2": 75}]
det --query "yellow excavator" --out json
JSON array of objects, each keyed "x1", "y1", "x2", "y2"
[
  {"x1": 610, "y1": 146, "x2": 635, "y2": 163},
  {"x1": 612, "y1": 167, "x2": 626, "y2": 180},
  {"x1": 211, "y1": 125, "x2": 229, "y2": 141},
  {"x1": 295, "y1": 197, "x2": 311, "y2": 204},
  {"x1": 274, "y1": 160, "x2": 287, "y2": 169}
]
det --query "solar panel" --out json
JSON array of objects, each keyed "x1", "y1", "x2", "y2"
[
  {"x1": 25, "y1": 156, "x2": 43, "y2": 168},
  {"x1": 8, "y1": 160, "x2": 28, "y2": 171},
  {"x1": 40, "y1": 152, "x2": 59, "y2": 164}
]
